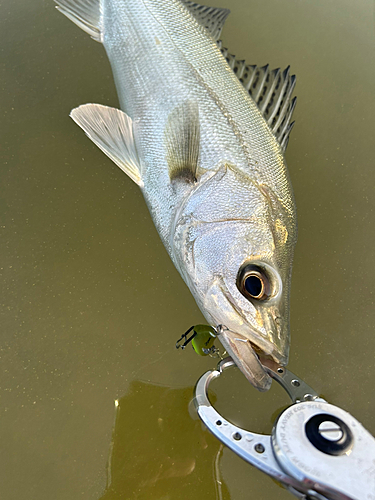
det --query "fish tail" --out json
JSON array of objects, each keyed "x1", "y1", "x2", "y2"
[{"x1": 54, "y1": 0, "x2": 103, "y2": 43}]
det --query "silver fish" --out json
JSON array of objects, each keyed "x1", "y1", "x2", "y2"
[{"x1": 55, "y1": 0, "x2": 298, "y2": 391}]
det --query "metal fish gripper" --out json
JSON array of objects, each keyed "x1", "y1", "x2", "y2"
[{"x1": 194, "y1": 357, "x2": 375, "y2": 500}]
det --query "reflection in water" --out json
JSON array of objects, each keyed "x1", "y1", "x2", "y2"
[{"x1": 99, "y1": 381, "x2": 230, "y2": 500}]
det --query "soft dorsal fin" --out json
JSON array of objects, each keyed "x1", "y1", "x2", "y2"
[
  {"x1": 165, "y1": 101, "x2": 200, "y2": 183},
  {"x1": 70, "y1": 104, "x2": 143, "y2": 187},
  {"x1": 55, "y1": 0, "x2": 103, "y2": 42},
  {"x1": 181, "y1": 1, "x2": 230, "y2": 41},
  {"x1": 218, "y1": 42, "x2": 297, "y2": 152}
]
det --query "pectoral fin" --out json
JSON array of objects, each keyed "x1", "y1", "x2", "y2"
[
  {"x1": 70, "y1": 104, "x2": 143, "y2": 187},
  {"x1": 165, "y1": 101, "x2": 200, "y2": 184}
]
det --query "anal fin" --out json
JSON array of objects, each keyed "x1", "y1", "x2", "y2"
[{"x1": 70, "y1": 104, "x2": 143, "y2": 187}]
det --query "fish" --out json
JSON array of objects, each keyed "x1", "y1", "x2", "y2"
[{"x1": 55, "y1": 0, "x2": 298, "y2": 391}]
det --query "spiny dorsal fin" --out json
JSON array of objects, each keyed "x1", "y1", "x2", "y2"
[
  {"x1": 70, "y1": 104, "x2": 143, "y2": 187},
  {"x1": 55, "y1": 0, "x2": 103, "y2": 42},
  {"x1": 165, "y1": 101, "x2": 200, "y2": 183},
  {"x1": 181, "y1": 1, "x2": 230, "y2": 41},
  {"x1": 218, "y1": 42, "x2": 297, "y2": 153}
]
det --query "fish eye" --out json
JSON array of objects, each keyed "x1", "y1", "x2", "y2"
[{"x1": 237, "y1": 264, "x2": 270, "y2": 301}]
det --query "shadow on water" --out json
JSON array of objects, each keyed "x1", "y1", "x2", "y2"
[{"x1": 98, "y1": 381, "x2": 230, "y2": 500}]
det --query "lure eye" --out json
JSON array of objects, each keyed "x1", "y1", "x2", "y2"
[{"x1": 237, "y1": 265, "x2": 270, "y2": 301}]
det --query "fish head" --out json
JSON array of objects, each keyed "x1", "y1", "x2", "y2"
[
  {"x1": 178, "y1": 166, "x2": 297, "y2": 391},
  {"x1": 203, "y1": 225, "x2": 295, "y2": 388}
]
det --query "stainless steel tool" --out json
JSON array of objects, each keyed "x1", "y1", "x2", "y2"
[{"x1": 194, "y1": 357, "x2": 375, "y2": 500}]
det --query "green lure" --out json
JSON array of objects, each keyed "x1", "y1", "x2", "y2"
[
  {"x1": 175, "y1": 324, "x2": 217, "y2": 356},
  {"x1": 191, "y1": 325, "x2": 217, "y2": 356}
]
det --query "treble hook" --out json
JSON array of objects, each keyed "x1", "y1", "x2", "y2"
[{"x1": 175, "y1": 325, "x2": 198, "y2": 350}]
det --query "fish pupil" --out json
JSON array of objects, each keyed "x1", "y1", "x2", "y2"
[{"x1": 245, "y1": 275, "x2": 263, "y2": 298}]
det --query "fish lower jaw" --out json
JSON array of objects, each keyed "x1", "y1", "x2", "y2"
[
  {"x1": 249, "y1": 338, "x2": 288, "y2": 367},
  {"x1": 217, "y1": 328, "x2": 272, "y2": 392},
  {"x1": 216, "y1": 328, "x2": 289, "y2": 392},
  {"x1": 216, "y1": 325, "x2": 287, "y2": 367},
  {"x1": 199, "y1": 303, "x2": 287, "y2": 366},
  {"x1": 251, "y1": 343, "x2": 287, "y2": 370}
]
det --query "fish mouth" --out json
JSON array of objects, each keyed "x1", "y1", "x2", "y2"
[{"x1": 216, "y1": 326, "x2": 280, "y2": 392}]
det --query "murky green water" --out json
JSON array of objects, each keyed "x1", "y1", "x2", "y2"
[{"x1": 2, "y1": 0, "x2": 375, "y2": 498}]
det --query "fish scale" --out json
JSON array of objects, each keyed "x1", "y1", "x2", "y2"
[
  {"x1": 103, "y1": 3, "x2": 246, "y2": 247},
  {"x1": 134, "y1": 0, "x2": 293, "y2": 216},
  {"x1": 56, "y1": 0, "x2": 298, "y2": 391}
]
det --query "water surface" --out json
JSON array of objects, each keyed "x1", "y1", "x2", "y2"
[{"x1": 1, "y1": 0, "x2": 375, "y2": 498}]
